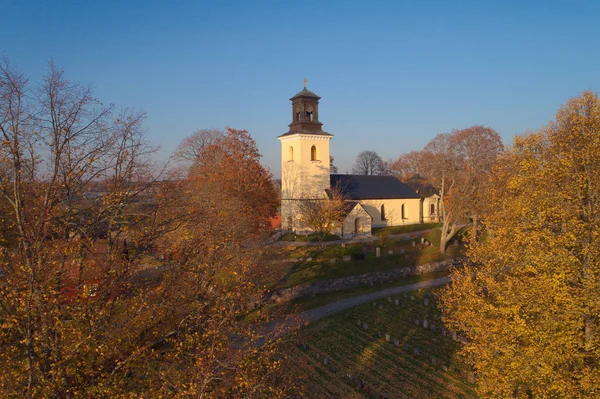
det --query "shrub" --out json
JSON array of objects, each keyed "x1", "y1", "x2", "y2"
[
  {"x1": 377, "y1": 233, "x2": 391, "y2": 249},
  {"x1": 351, "y1": 252, "x2": 366, "y2": 260}
]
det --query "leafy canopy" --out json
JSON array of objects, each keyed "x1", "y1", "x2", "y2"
[{"x1": 440, "y1": 91, "x2": 600, "y2": 398}]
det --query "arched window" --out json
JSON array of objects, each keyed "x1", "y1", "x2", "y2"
[
  {"x1": 430, "y1": 203, "x2": 435, "y2": 215},
  {"x1": 401, "y1": 204, "x2": 406, "y2": 220},
  {"x1": 296, "y1": 112, "x2": 300, "y2": 121},
  {"x1": 289, "y1": 146, "x2": 294, "y2": 161},
  {"x1": 311, "y1": 145, "x2": 317, "y2": 161},
  {"x1": 381, "y1": 204, "x2": 386, "y2": 221}
]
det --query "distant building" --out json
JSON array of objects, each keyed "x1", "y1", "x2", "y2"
[{"x1": 278, "y1": 84, "x2": 431, "y2": 238}]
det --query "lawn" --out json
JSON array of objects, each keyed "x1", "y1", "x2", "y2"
[
  {"x1": 288, "y1": 287, "x2": 477, "y2": 398},
  {"x1": 280, "y1": 232, "x2": 341, "y2": 242},
  {"x1": 372, "y1": 222, "x2": 443, "y2": 237},
  {"x1": 247, "y1": 270, "x2": 453, "y2": 322},
  {"x1": 279, "y1": 237, "x2": 464, "y2": 288},
  {"x1": 288, "y1": 269, "x2": 452, "y2": 312}
]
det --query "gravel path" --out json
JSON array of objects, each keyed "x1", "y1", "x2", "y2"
[{"x1": 267, "y1": 276, "x2": 451, "y2": 338}]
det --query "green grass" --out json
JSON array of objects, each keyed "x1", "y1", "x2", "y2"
[
  {"x1": 250, "y1": 270, "x2": 454, "y2": 321},
  {"x1": 279, "y1": 242, "x2": 464, "y2": 288},
  {"x1": 245, "y1": 270, "x2": 453, "y2": 322},
  {"x1": 287, "y1": 269, "x2": 452, "y2": 313},
  {"x1": 291, "y1": 243, "x2": 363, "y2": 258},
  {"x1": 280, "y1": 232, "x2": 341, "y2": 242},
  {"x1": 288, "y1": 287, "x2": 477, "y2": 398},
  {"x1": 372, "y1": 222, "x2": 443, "y2": 237}
]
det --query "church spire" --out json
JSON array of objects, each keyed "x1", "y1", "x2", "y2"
[{"x1": 279, "y1": 82, "x2": 331, "y2": 137}]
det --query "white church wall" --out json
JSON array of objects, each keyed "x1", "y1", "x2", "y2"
[
  {"x1": 359, "y1": 198, "x2": 421, "y2": 228},
  {"x1": 279, "y1": 134, "x2": 332, "y2": 231},
  {"x1": 279, "y1": 134, "x2": 331, "y2": 200},
  {"x1": 334, "y1": 204, "x2": 372, "y2": 238},
  {"x1": 422, "y1": 195, "x2": 440, "y2": 223}
]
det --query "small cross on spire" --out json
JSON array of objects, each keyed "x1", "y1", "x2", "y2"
[{"x1": 303, "y1": 77, "x2": 307, "y2": 88}]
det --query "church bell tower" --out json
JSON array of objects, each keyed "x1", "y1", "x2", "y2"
[{"x1": 278, "y1": 80, "x2": 333, "y2": 231}]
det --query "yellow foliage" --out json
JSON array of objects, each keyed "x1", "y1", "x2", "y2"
[{"x1": 440, "y1": 91, "x2": 600, "y2": 398}]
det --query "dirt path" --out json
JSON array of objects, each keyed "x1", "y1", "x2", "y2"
[{"x1": 267, "y1": 276, "x2": 451, "y2": 338}]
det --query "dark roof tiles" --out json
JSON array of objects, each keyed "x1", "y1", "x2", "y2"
[
  {"x1": 405, "y1": 176, "x2": 438, "y2": 197},
  {"x1": 290, "y1": 88, "x2": 321, "y2": 100},
  {"x1": 330, "y1": 174, "x2": 420, "y2": 200}
]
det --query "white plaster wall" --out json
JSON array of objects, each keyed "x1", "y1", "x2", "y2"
[
  {"x1": 279, "y1": 134, "x2": 332, "y2": 230},
  {"x1": 358, "y1": 198, "x2": 422, "y2": 228},
  {"x1": 279, "y1": 134, "x2": 331, "y2": 199},
  {"x1": 333, "y1": 204, "x2": 372, "y2": 238},
  {"x1": 422, "y1": 196, "x2": 440, "y2": 223}
]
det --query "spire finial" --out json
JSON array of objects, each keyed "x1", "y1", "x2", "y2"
[{"x1": 303, "y1": 77, "x2": 307, "y2": 88}]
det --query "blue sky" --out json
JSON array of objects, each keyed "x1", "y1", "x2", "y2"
[{"x1": 2, "y1": 0, "x2": 600, "y2": 176}]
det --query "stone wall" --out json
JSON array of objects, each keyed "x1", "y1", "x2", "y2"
[{"x1": 272, "y1": 257, "x2": 464, "y2": 303}]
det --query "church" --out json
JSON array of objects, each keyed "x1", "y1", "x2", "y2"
[{"x1": 278, "y1": 83, "x2": 439, "y2": 238}]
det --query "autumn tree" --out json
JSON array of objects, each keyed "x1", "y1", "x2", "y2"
[
  {"x1": 148, "y1": 127, "x2": 296, "y2": 397},
  {"x1": 296, "y1": 184, "x2": 347, "y2": 241},
  {"x1": 417, "y1": 126, "x2": 502, "y2": 252},
  {"x1": 0, "y1": 59, "x2": 167, "y2": 397},
  {"x1": 450, "y1": 125, "x2": 503, "y2": 239},
  {"x1": 419, "y1": 132, "x2": 463, "y2": 252},
  {"x1": 439, "y1": 91, "x2": 600, "y2": 398},
  {"x1": 0, "y1": 60, "x2": 298, "y2": 397},
  {"x1": 352, "y1": 150, "x2": 386, "y2": 175},
  {"x1": 187, "y1": 127, "x2": 279, "y2": 235},
  {"x1": 330, "y1": 155, "x2": 338, "y2": 174},
  {"x1": 174, "y1": 127, "x2": 223, "y2": 164},
  {"x1": 391, "y1": 150, "x2": 423, "y2": 181}
]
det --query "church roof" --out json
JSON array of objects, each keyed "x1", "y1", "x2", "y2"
[
  {"x1": 290, "y1": 87, "x2": 321, "y2": 100},
  {"x1": 340, "y1": 201, "x2": 359, "y2": 217},
  {"x1": 330, "y1": 174, "x2": 420, "y2": 200},
  {"x1": 405, "y1": 175, "x2": 438, "y2": 198}
]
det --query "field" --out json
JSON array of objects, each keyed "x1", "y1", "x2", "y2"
[{"x1": 289, "y1": 287, "x2": 477, "y2": 398}]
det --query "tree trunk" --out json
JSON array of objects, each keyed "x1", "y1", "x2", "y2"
[
  {"x1": 439, "y1": 219, "x2": 458, "y2": 254},
  {"x1": 439, "y1": 236, "x2": 449, "y2": 254}
]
